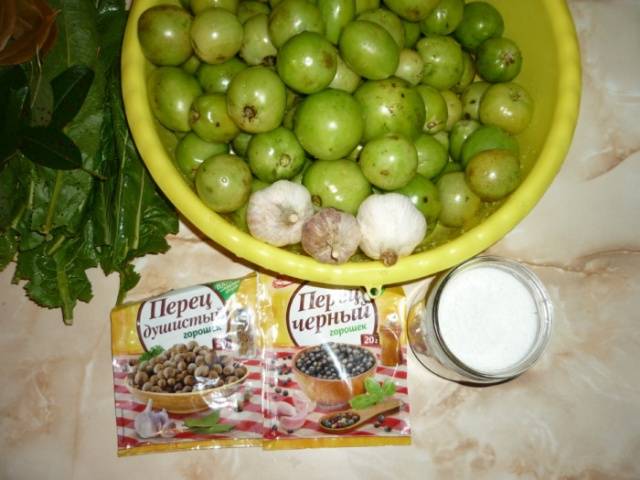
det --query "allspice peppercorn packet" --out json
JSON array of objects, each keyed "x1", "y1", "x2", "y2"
[
  {"x1": 110, "y1": 275, "x2": 263, "y2": 456},
  {"x1": 256, "y1": 273, "x2": 412, "y2": 450}
]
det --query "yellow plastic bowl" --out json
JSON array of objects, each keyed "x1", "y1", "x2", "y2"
[{"x1": 122, "y1": 0, "x2": 581, "y2": 292}]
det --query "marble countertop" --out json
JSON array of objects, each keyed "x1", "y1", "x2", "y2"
[{"x1": 2, "y1": 1, "x2": 640, "y2": 478}]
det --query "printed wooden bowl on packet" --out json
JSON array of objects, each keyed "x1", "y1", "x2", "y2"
[
  {"x1": 292, "y1": 345, "x2": 377, "y2": 407},
  {"x1": 126, "y1": 370, "x2": 249, "y2": 414}
]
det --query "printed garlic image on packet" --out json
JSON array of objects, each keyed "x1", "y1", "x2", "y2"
[
  {"x1": 257, "y1": 274, "x2": 412, "y2": 449},
  {"x1": 110, "y1": 275, "x2": 262, "y2": 456}
]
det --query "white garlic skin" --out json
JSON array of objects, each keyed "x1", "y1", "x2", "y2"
[
  {"x1": 357, "y1": 193, "x2": 427, "y2": 266},
  {"x1": 247, "y1": 180, "x2": 314, "y2": 247},
  {"x1": 301, "y1": 208, "x2": 361, "y2": 264}
]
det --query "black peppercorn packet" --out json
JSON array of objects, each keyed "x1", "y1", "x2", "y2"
[{"x1": 257, "y1": 274, "x2": 412, "y2": 449}]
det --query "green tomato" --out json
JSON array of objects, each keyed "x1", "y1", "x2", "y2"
[
  {"x1": 476, "y1": 37, "x2": 523, "y2": 83},
  {"x1": 291, "y1": 157, "x2": 313, "y2": 183},
  {"x1": 415, "y1": 84, "x2": 448, "y2": 134},
  {"x1": 465, "y1": 148, "x2": 521, "y2": 201},
  {"x1": 451, "y1": 51, "x2": 475, "y2": 93},
  {"x1": 357, "y1": 8, "x2": 405, "y2": 48},
  {"x1": 436, "y1": 171, "x2": 480, "y2": 227},
  {"x1": 440, "y1": 89, "x2": 462, "y2": 131},
  {"x1": 318, "y1": 0, "x2": 355, "y2": 44},
  {"x1": 303, "y1": 159, "x2": 371, "y2": 213},
  {"x1": 382, "y1": 0, "x2": 438, "y2": 22},
  {"x1": 433, "y1": 130, "x2": 449, "y2": 150},
  {"x1": 232, "y1": 131, "x2": 253, "y2": 156},
  {"x1": 197, "y1": 57, "x2": 247, "y2": 94},
  {"x1": 360, "y1": 133, "x2": 417, "y2": 190},
  {"x1": 227, "y1": 66, "x2": 287, "y2": 132},
  {"x1": 432, "y1": 158, "x2": 462, "y2": 183},
  {"x1": 240, "y1": 13, "x2": 278, "y2": 66},
  {"x1": 175, "y1": 132, "x2": 229, "y2": 181},
  {"x1": 191, "y1": 8, "x2": 243, "y2": 64},
  {"x1": 414, "y1": 133, "x2": 448, "y2": 178},
  {"x1": 268, "y1": 0, "x2": 324, "y2": 48},
  {"x1": 277, "y1": 31, "x2": 338, "y2": 94},
  {"x1": 237, "y1": 0, "x2": 271, "y2": 23},
  {"x1": 346, "y1": 143, "x2": 364, "y2": 161},
  {"x1": 328, "y1": 54, "x2": 362, "y2": 93},
  {"x1": 189, "y1": 93, "x2": 239, "y2": 143},
  {"x1": 461, "y1": 124, "x2": 519, "y2": 167},
  {"x1": 461, "y1": 81, "x2": 489, "y2": 120},
  {"x1": 148, "y1": 67, "x2": 202, "y2": 132},
  {"x1": 354, "y1": 78, "x2": 425, "y2": 142},
  {"x1": 294, "y1": 89, "x2": 364, "y2": 160},
  {"x1": 181, "y1": 55, "x2": 201, "y2": 74},
  {"x1": 355, "y1": 0, "x2": 379, "y2": 14},
  {"x1": 416, "y1": 34, "x2": 464, "y2": 90},
  {"x1": 339, "y1": 20, "x2": 399, "y2": 80},
  {"x1": 402, "y1": 20, "x2": 420, "y2": 48},
  {"x1": 449, "y1": 119, "x2": 480, "y2": 162},
  {"x1": 420, "y1": 0, "x2": 464, "y2": 35},
  {"x1": 393, "y1": 173, "x2": 441, "y2": 224},
  {"x1": 247, "y1": 126, "x2": 306, "y2": 182},
  {"x1": 453, "y1": 1, "x2": 504, "y2": 52},
  {"x1": 138, "y1": 5, "x2": 193, "y2": 66},
  {"x1": 394, "y1": 48, "x2": 424, "y2": 85},
  {"x1": 195, "y1": 154, "x2": 252, "y2": 212},
  {"x1": 479, "y1": 82, "x2": 534, "y2": 135},
  {"x1": 191, "y1": 0, "x2": 239, "y2": 13}
]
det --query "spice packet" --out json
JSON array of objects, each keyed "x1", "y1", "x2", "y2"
[
  {"x1": 110, "y1": 275, "x2": 263, "y2": 456},
  {"x1": 257, "y1": 274, "x2": 412, "y2": 450}
]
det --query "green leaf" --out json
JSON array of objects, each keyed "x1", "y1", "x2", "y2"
[
  {"x1": 0, "y1": 154, "x2": 33, "y2": 231},
  {"x1": 0, "y1": 66, "x2": 30, "y2": 163},
  {"x1": 364, "y1": 377, "x2": 383, "y2": 396},
  {"x1": 20, "y1": 127, "x2": 83, "y2": 170},
  {"x1": 184, "y1": 410, "x2": 221, "y2": 428},
  {"x1": 382, "y1": 379, "x2": 396, "y2": 397},
  {"x1": 349, "y1": 393, "x2": 380, "y2": 410},
  {"x1": 139, "y1": 345, "x2": 164, "y2": 363},
  {"x1": 50, "y1": 65, "x2": 95, "y2": 129}
]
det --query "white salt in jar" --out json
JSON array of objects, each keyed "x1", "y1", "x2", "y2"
[{"x1": 409, "y1": 256, "x2": 553, "y2": 384}]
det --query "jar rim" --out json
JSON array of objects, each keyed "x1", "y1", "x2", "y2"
[{"x1": 430, "y1": 255, "x2": 554, "y2": 381}]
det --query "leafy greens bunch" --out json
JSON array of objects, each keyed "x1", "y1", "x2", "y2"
[{"x1": 0, "y1": 0, "x2": 178, "y2": 324}]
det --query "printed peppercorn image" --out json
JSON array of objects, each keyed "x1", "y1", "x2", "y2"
[
  {"x1": 257, "y1": 274, "x2": 411, "y2": 449},
  {"x1": 110, "y1": 275, "x2": 263, "y2": 456}
]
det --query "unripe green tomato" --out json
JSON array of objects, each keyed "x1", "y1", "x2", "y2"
[
  {"x1": 148, "y1": 67, "x2": 202, "y2": 132},
  {"x1": 461, "y1": 81, "x2": 490, "y2": 120},
  {"x1": 382, "y1": 0, "x2": 438, "y2": 22},
  {"x1": 195, "y1": 154, "x2": 252, "y2": 212},
  {"x1": 318, "y1": 0, "x2": 355, "y2": 44},
  {"x1": 175, "y1": 132, "x2": 229, "y2": 181},
  {"x1": 181, "y1": 55, "x2": 201, "y2": 74},
  {"x1": 138, "y1": 5, "x2": 193, "y2": 66},
  {"x1": 237, "y1": 0, "x2": 271, "y2": 24},
  {"x1": 393, "y1": 173, "x2": 441, "y2": 224},
  {"x1": 451, "y1": 51, "x2": 475, "y2": 93},
  {"x1": 416, "y1": 34, "x2": 464, "y2": 90},
  {"x1": 277, "y1": 31, "x2": 338, "y2": 94},
  {"x1": 359, "y1": 133, "x2": 418, "y2": 190},
  {"x1": 414, "y1": 84, "x2": 448, "y2": 134},
  {"x1": 476, "y1": 37, "x2": 523, "y2": 83},
  {"x1": 354, "y1": 78, "x2": 425, "y2": 142},
  {"x1": 339, "y1": 20, "x2": 399, "y2": 80},
  {"x1": 268, "y1": 0, "x2": 324, "y2": 48},
  {"x1": 448, "y1": 119, "x2": 480, "y2": 162},
  {"x1": 294, "y1": 89, "x2": 364, "y2": 160},
  {"x1": 460, "y1": 124, "x2": 519, "y2": 167},
  {"x1": 433, "y1": 130, "x2": 449, "y2": 150},
  {"x1": 402, "y1": 20, "x2": 420, "y2": 48},
  {"x1": 465, "y1": 148, "x2": 521, "y2": 201},
  {"x1": 247, "y1": 126, "x2": 306, "y2": 182},
  {"x1": 414, "y1": 133, "x2": 448, "y2": 179},
  {"x1": 440, "y1": 89, "x2": 462, "y2": 131},
  {"x1": 197, "y1": 57, "x2": 248, "y2": 94},
  {"x1": 394, "y1": 48, "x2": 424, "y2": 85},
  {"x1": 232, "y1": 131, "x2": 253, "y2": 156},
  {"x1": 436, "y1": 171, "x2": 480, "y2": 227},
  {"x1": 357, "y1": 8, "x2": 405, "y2": 48},
  {"x1": 479, "y1": 82, "x2": 533, "y2": 135},
  {"x1": 191, "y1": 0, "x2": 239, "y2": 14},
  {"x1": 303, "y1": 159, "x2": 372, "y2": 214},
  {"x1": 453, "y1": 1, "x2": 504, "y2": 52},
  {"x1": 227, "y1": 66, "x2": 287, "y2": 133},
  {"x1": 191, "y1": 8, "x2": 243, "y2": 64},
  {"x1": 419, "y1": 0, "x2": 464, "y2": 35},
  {"x1": 189, "y1": 93, "x2": 239, "y2": 143},
  {"x1": 240, "y1": 13, "x2": 278, "y2": 66},
  {"x1": 355, "y1": 0, "x2": 378, "y2": 14},
  {"x1": 328, "y1": 54, "x2": 362, "y2": 93}
]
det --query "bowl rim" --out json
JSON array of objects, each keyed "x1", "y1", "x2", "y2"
[
  {"x1": 121, "y1": 0, "x2": 581, "y2": 291},
  {"x1": 291, "y1": 343, "x2": 377, "y2": 383},
  {"x1": 126, "y1": 368, "x2": 249, "y2": 398}
]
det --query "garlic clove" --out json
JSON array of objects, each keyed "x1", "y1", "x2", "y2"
[{"x1": 301, "y1": 208, "x2": 361, "y2": 264}]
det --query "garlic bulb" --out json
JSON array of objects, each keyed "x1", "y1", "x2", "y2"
[
  {"x1": 357, "y1": 193, "x2": 426, "y2": 266},
  {"x1": 247, "y1": 180, "x2": 314, "y2": 246},
  {"x1": 301, "y1": 208, "x2": 361, "y2": 264},
  {"x1": 134, "y1": 399, "x2": 178, "y2": 439}
]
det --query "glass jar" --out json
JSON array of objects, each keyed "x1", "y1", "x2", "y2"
[{"x1": 409, "y1": 256, "x2": 553, "y2": 384}]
